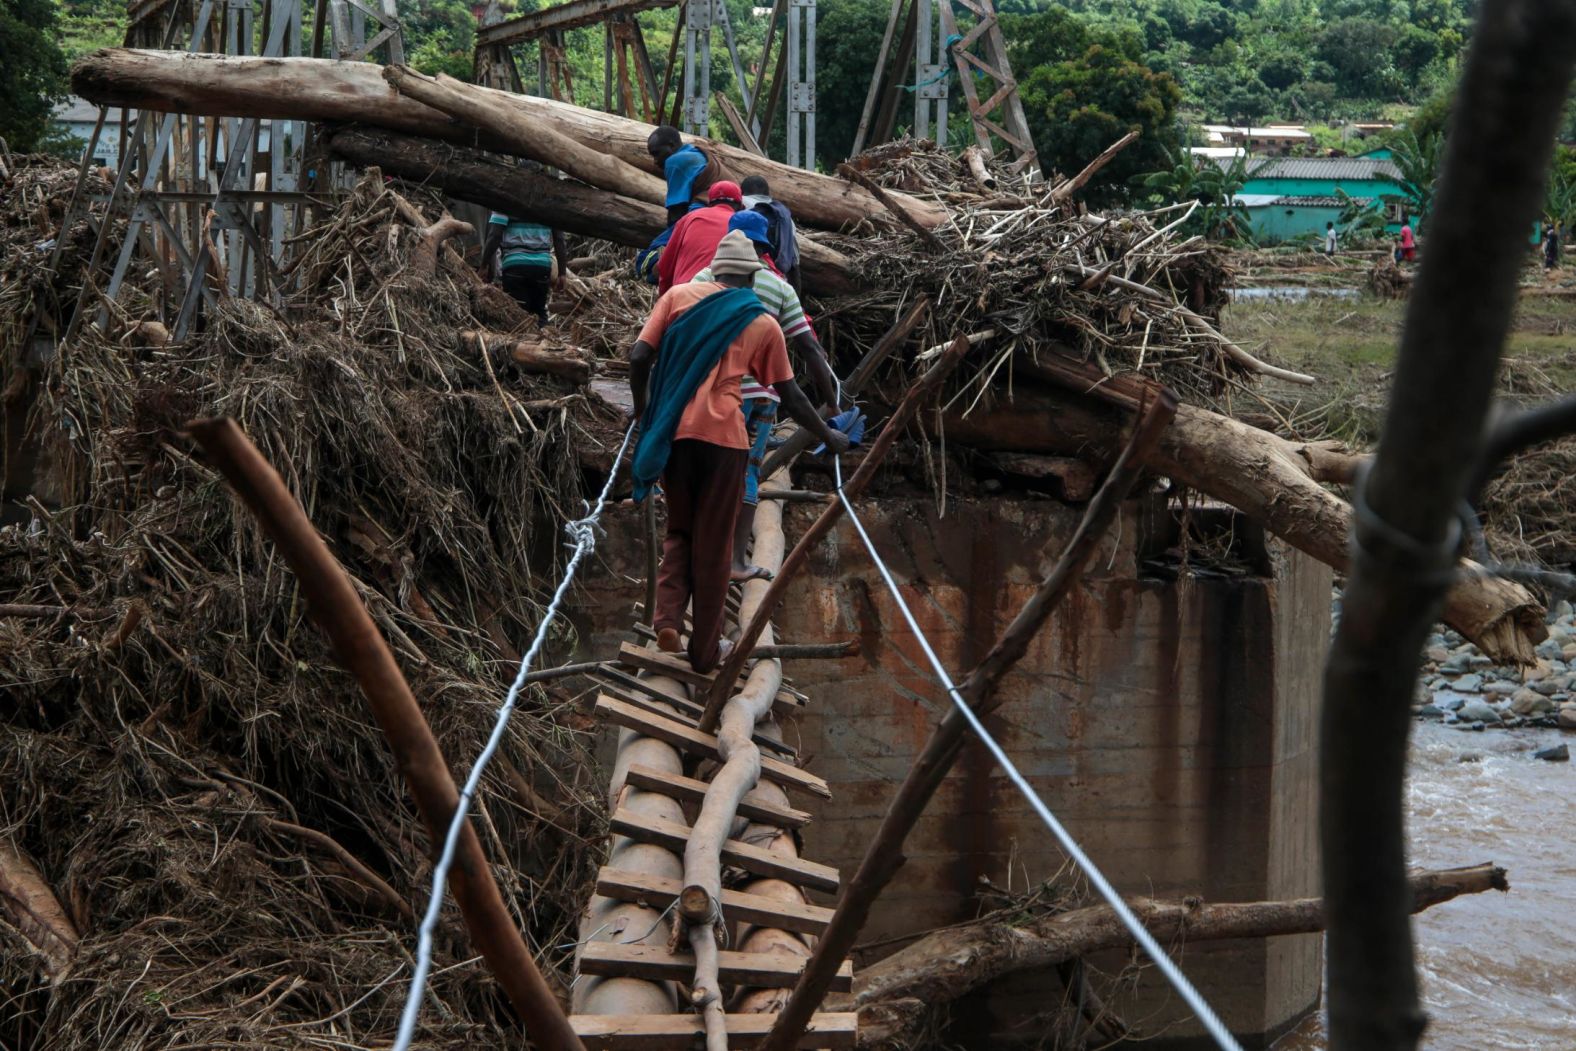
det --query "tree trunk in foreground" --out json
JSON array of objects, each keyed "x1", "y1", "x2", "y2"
[
  {"x1": 940, "y1": 386, "x2": 1544, "y2": 663},
  {"x1": 69, "y1": 48, "x2": 947, "y2": 233},
  {"x1": 848, "y1": 863, "x2": 1507, "y2": 1050},
  {"x1": 326, "y1": 128, "x2": 855, "y2": 297}
]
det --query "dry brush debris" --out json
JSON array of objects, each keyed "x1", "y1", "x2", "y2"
[{"x1": 0, "y1": 170, "x2": 617, "y2": 1049}]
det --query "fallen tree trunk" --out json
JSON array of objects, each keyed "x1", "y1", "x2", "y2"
[
  {"x1": 459, "y1": 330, "x2": 593, "y2": 384},
  {"x1": 940, "y1": 383, "x2": 1544, "y2": 662},
  {"x1": 849, "y1": 863, "x2": 1508, "y2": 1049},
  {"x1": 326, "y1": 128, "x2": 855, "y2": 297},
  {"x1": 70, "y1": 49, "x2": 947, "y2": 233},
  {"x1": 383, "y1": 66, "x2": 667, "y2": 206}
]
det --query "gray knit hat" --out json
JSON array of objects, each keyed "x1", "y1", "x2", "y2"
[{"x1": 709, "y1": 230, "x2": 764, "y2": 276}]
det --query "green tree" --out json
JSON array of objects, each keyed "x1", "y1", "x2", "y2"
[
  {"x1": 1390, "y1": 23, "x2": 1440, "y2": 89},
  {"x1": 1545, "y1": 146, "x2": 1576, "y2": 232},
  {"x1": 1, "y1": 0, "x2": 69, "y2": 152},
  {"x1": 1007, "y1": 6, "x2": 1182, "y2": 203},
  {"x1": 1317, "y1": 17, "x2": 1400, "y2": 98},
  {"x1": 1258, "y1": 50, "x2": 1307, "y2": 92},
  {"x1": 1135, "y1": 146, "x2": 1257, "y2": 241},
  {"x1": 1386, "y1": 127, "x2": 1443, "y2": 227},
  {"x1": 1335, "y1": 187, "x2": 1389, "y2": 240}
]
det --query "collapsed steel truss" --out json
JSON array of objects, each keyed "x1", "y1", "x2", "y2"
[
  {"x1": 474, "y1": 0, "x2": 817, "y2": 169},
  {"x1": 52, "y1": 0, "x2": 1034, "y2": 340},
  {"x1": 52, "y1": 0, "x2": 405, "y2": 344}
]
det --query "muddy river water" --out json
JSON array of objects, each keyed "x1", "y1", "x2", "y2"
[{"x1": 1273, "y1": 722, "x2": 1576, "y2": 1049}]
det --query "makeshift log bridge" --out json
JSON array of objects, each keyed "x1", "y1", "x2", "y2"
[{"x1": 567, "y1": 486, "x2": 857, "y2": 1050}]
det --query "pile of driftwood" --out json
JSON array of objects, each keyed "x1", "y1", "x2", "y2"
[
  {"x1": 0, "y1": 171, "x2": 617, "y2": 1049},
  {"x1": 64, "y1": 49, "x2": 1553, "y2": 651}
]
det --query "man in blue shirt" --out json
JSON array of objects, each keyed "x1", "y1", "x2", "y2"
[
  {"x1": 483, "y1": 213, "x2": 569, "y2": 325},
  {"x1": 647, "y1": 125, "x2": 712, "y2": 226}
]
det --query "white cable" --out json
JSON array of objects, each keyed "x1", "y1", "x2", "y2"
[
  {"x1": 829, "y1": 436, "x2": 1244, "y2": 1051},
  {"x1": 392, "y1": 422, "x2": 636, "y2": 1051}
]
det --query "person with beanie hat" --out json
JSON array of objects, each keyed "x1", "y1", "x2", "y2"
[
  {"x1": 692, "y1": 215, "x2": 842, "y2": 582},
  {"x1": 629, "y1": 230, "x2": 850, "y2": 672},
  {"x1": 657, "y1": 180, "x2": 745, "y2": 293}
]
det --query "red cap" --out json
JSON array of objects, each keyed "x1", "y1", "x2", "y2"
[{"x1": 707, "y1": 180, "x2": 744, "y2": 205}]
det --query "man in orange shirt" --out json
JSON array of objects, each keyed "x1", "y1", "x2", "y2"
[{"x1": 630, "y1": 232, "x2": 849, "y2": 672}]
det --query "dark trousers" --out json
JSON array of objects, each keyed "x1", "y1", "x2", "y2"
[
  {"x1": 501, "y1": 264, "x2": 552, "y2": 322},
  {"x1": 655, "y1": 439, "x2": 747, "y2": 672}
]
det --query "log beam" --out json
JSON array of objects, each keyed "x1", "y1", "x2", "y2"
[
  {"x1": 0, "y1": 843, "x2": 79, "y2": 981},
  {"x1": 70, "y1": 49, "x2": 946, "y2": 232},
  {"x1": 940, "y1": 379, "x2": 1544, "y2": 663},
  {"x1": 850, "y1": 863, "x2": 1508, "y2": 1048}
]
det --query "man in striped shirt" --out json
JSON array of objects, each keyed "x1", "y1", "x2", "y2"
[
  {"x1": 483, "y1": 212, "x2": 568, "y2": 325},
  {"x1": 693, "y1": 211, "x2": 839, "y2": 582}
]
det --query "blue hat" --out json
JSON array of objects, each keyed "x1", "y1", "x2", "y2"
[{"x1": 728, "y1": 210, "x2": 772, "y2": 248}]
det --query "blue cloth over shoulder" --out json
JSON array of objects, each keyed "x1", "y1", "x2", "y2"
[{"x1": 632, "y1": 286, "x2": 767, "y2": 502}]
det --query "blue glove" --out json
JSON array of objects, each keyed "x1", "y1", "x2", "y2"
[{"x1": 813, "y1": 407, "x2": 866, "y2": 454}]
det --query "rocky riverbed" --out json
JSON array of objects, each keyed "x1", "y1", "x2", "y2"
[{"x1": 1414, "y1": 601, "x2": 1576, "y2": 746}]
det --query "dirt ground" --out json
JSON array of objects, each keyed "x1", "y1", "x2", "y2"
[{"x1": 1220, "y1": 272, "x2": 1576, "y2": 445}]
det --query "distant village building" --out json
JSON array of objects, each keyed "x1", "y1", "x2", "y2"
[
  {"x1": 1224, "y1": 155, "x2": 1406, "y2": 243},
  {"x1": 54, "y1": 96, "x2": 128, "y2": 168},
  {"x1": 52, "y1": 96, "x2": 274, "y2": 178},
  {"x1": 1200, "y1": 123, "x2": 1313, "y2": 156}
]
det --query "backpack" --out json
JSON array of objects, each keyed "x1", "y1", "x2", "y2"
[{"x1": 752, "y1": 200, "x2": 798, "y2": 276}]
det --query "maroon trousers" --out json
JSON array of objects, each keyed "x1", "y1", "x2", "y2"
[{"x1": 654, "y1": 439, "x2": 747, "y2": 672}]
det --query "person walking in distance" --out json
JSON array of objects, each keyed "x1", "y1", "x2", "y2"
[
  {"x1": 482, "y1": 213, "x2": 568, "y2": 325},
  {"x1": 1324, "y1": 221, "x2": 1338, "y2": 256},
  {"x1": 628, "y1": 231, "x2": 849, "y2": 672},
  {"x1": 1399, "y1": 214, "x2": 1417, "y2": 262}
]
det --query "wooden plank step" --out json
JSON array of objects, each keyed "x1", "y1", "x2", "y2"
[
  {"x1": 623, "y1": 764, "x2": 811, "y2": 829},
  {"x1": 598, "y1": 681, "x2": 798, "y2": 760},
  {"x1": 578, "y1": 941, "x2": 853, "y2": 991},
  {"x1": 633, "y1": 622, "x2": 810, "y2": 696},
  {"x1": 614, "y1": 642, "x2": 806, "y2": 712},
  {"x1": 571, "y1": 1011, "x2": 856, "y2": 1049},
  {"x1": 597, "y1": 660, "x2": 804, "y2": 718},
  {"x1": 595, "y1": 695, "x2": 831, "y2": 799},
  {"x1": 626, "y1": 605, "x2": 809, "y2": 701},
  {"x1": 609, "y1": 807, "x2": 840, "y2": 893},
  {"x1": 595, "y1": 867, "x2": 833, "y2": 936}
]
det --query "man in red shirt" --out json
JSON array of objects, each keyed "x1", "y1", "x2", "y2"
[
  {"x1": 631, "y1": 232, "x2": 848, "y2": 671},
  {"x1": 656, "y1": 181, "x2": 744, "y2": 294}
]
